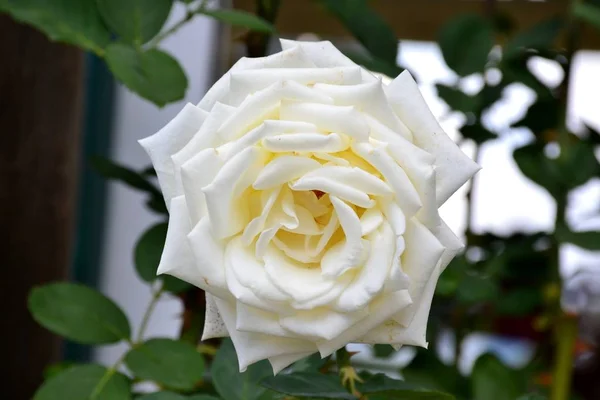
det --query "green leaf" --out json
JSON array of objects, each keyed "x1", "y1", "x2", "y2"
[
  {"x1": 125, "y1": 338, "x2": 205, "y2": 391},
  {"x1": 460, "y1": 123, "x2": 496, "y2": 144},
  {"x1": 471, "y1": 354, "x2": 523, "y2": 400},
  {"x1": 402, "y1": 348, "x2": 470, "y2": 397},
  {"x1": 501, "y1": 53, "x2": 553, "y2": 99},
  {"x1": 90, "y1": 156, "x2": 162, "y2": 197},
  {"x1": 34, "y1": 364, "x2": 130, "y2": 400},
  {"x1": 557, "y1": 229, "x2": 600, "y2": 250},
  {"x1": 345, "y1": 51, "x2": 404, "y2": 79},
  {"x1": 291, "y1": 352, "x2": 328, "y2": 372},
  {"x1": 162, "y1": 275, "x2": 193, "y2": 294},
  {"x1": 212, "y1": 339, "x2": 273, "y2": 400},
  {"x1": 457, "y1": 274, "x2": 500, "y2": 304},
  {"x1": 436, "y1": 84, "x2": 480, "y2": 114},
  {"x1": 262, "y1": 372, "x2": 354, "y2": 399},
  {"x1": 28, "y1": 282, "x2": 131, "y2": 344},
  {"x1": 137, "y1": 392, "x2": 221, "y2": 400},
  {"x1": 505, "y1": 18, "x2": 563, "y2": 57},
  {"x1": 513, "y1": 143, "x2": 561, "y2": 196},
  {"x1": 359, "y1": 373, "x2": 455, "y2": 400},
  {"x1": 105, "y1": 43, "x2": 187, "y2": 107},
  {"x1": 43, "y1": 361, "x2": 77, "y2": 380},
  {"x1": 373, "y1": 344, "x2": 395, "y2": 358},
  {"x1": 97, "y1": 0, "x2": 173, "y2": 44},
  {"x1": 436, "y1": 256, "x2": 469, "y2": 297},
  {"x1": 511, "y1": 98, "x2": 560, "y2": 134},
  {"x1": 135, "y1": 223, "x2": 168, "y2": 283},
  {"x1": 496, "y1": 288, "x2": 542, "y2": 316},
  {"x1": 438, "y1": 14, "x2": 494, "y2": 76},
  {"x1": 319, "y1": 0, "x2": 398, "y2": 64},
  {"x1": 198, "y1": 9, "x2": 275, "y2": 33},
  {"x1": 1, "y1": 0, "x2": 110, "y2": 53},
  {"x1": 516, "y1": 395, "x2": 546, "y2": 400},
  {"x1": 573, "y1": 2, "x2": 600, "y2": 31}
]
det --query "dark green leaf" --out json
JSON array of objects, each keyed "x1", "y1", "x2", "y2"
[
  {"x1": 496, "y1": 288, "x2": 542, "y2": 316},
  {"x1": 505, "y1": 18, "x2": 563, "y2": 57},
  {"x1": 516, "y1": 395, "x2": 546, "y2": 400},
  {"x1": 125, "y1": 338, "x2": 205, "y2": 391},
  {"x1": 511, "y1": 98, "x2": 560, "y2": 134},
  {"x1": 137, "y1": 392, "x2": 221, "y2": 400},
  {"x1": 1, "y1": 0, "x2": 110, "y2": 53},
  {"x1": 28, "y1": 282, "x2": 130, "y2": 344},
  {"x1": 147, "y1": 196, "x2": 169, "y2": 215},
  {"x1": 359, "y1": 374, "x2": 455, "y2": 400},
  {"x1": 373, "y1": 344, "x2": 395, "y2": 358},
  {"x1": 198, "y1": 9, "x2": 275, "y2": 33},
  {"x1": 34, "y1": 364, "x2": 130, "y2": 400},
  {"x1": 105, "y1": 43, "x2": 187, "y2": 107},
  {"x1": 513, "y1": 143, "x2": 564, "y2": 196},
  {"x1": 291, "y1": 352, "x2": 328, "y2": 372},
  {"x1": 262, "y1": 372, "x2": 354, "y2": 399},
  {"x1": 436, "y1": 84, "x2": 480, "y2": 114},
  {"x1": 135, "y1": 223, "x2": 168, "y2": 283},
  {"x1": 501, "y1": 53, "x2": 553, "y2": 98},
  {"x1": 402, "y1": 348, "x2": 470, "y2": 397},
  {"x1": 471, "y1": 354, "x2": 523, "y2": 400},
  {"x1": 557, "y1": 229, "x2": 600, "y2": 250},
  {"x1": 436, "y1": 256, "x2": 469, "y2": 297},
  {"x1": 43, "y1": 361, "x2": 77, "y2": 380},
  {"x1": 460, "y1": 123, "x2": 496, "y2": 144},
  {"x1": 212, "y1": 339, "x2": 273, "y2": 400},
  {"x1": 457, "y1": 274, "x2": 500, "y2": 304},
  {"x1": 319, "y1": 0, "x2": 398, "y2": 63},
  {"x1": 345, "y1": 51, "x2": 404, "y2": 79},
  {"x1": 438, "y1": 14, "x2": 494, "y2": 76},
  {"x1": 573, "y1": 2, "x2": 600, "y2": 31},
  {"x1": 90, "y1": 156, "x2": 162, "y2": 197},
  {"x1": 97, "y1": 0, "x2": 173, "y2": 44},
  {"x1": 561, "y1": 139, "x2": 600, "y2": 188},
  {"x1": 162, "y1": 275, "x2": 193, "y2": 294}
]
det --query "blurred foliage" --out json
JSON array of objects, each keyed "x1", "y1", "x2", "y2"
[{"x1": 8, "y1": 0, "x2": 600, "y2": 399}]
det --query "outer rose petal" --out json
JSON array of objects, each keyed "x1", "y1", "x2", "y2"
[
  {"x1": 214, "y1": 297, "x2": 316, "y2": 372},
  {"x1": 202, "y1": 293, "x2": 228, "y2": 340},
  {"x1": 385, "y1": 71, "x2": 480, "y2": 206},
  {"x1": 157, "y1": 196, "x2": 207, "y2": 290},
  {"x1": 280, "y1": 39, "x2": 377, "y2": 82},
  {"x1": 139, "y1": 103, "x2": 207, "y2": 208},
  {"x1": 197, "y1": 45, "x2": 316, "y2": 111}
]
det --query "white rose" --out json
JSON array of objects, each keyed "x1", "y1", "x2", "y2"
[{"x1": 140, "y1": 39, "x2": 479, "y2": 373}]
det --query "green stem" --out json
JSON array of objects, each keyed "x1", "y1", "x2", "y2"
[
  {"x1": 146, "y1": 0, "x2": 209, "y2": 48},
  {"x1": 136, "y1": 285, "x2": 163, "y2": 344},
  {"x1": 90, "y1": 352, "x2": 127, "y2": 399},
  {"x1": 551, "y1": 315, "x2": 578, "y2": 400}
]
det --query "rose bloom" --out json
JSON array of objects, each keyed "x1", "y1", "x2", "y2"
[{"x1": 140, "y1": 40, "x2": 479, "y2": 373}]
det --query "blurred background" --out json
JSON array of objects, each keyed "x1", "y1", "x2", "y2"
[{"x1": 2, "y1": 0, "x2": 600, "y2": 399}]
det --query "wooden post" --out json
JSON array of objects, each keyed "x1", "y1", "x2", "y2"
[{"x1": 0, "y1": 15, "x2": 84, "y2": 399}]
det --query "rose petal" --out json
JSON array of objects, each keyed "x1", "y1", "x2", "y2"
[
  {"x1": 280, "y1": 101, "x2": 369, "y2": 142},
  {"x1": 317, "y1": 290, "x2": 412, "y2": 357},
  {"x1": 214, "y1": 298, "x2": 316, "y2": 372},
  {"x1": 139, "y1": 103, "x2": 207, "y2": 208},
  {"x1": 386, "y1": 71, "x2": 480, "y2": 205},
  {"x1": 198, "y1": 45, "x2": 316, "y2": 111},
  {"x1": 253, "y1": 155, "x2": 322, "y2": 190},
  {"x1": 333, "y1": 221, "x2": 395, "y2": 312},
  {"x1": 186, "y1": 216, "x2": 228, "y2": 297},
  {"x1": 202, "y1": 293, "x2": 229, "y2": 340}
]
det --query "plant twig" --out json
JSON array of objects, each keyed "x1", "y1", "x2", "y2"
[
  {"x1": 136, "y1": 284, "x2": 164, "y2": 344},
  {"x1": 551, "y1": 315, "x2": 578, "y2": 400}
]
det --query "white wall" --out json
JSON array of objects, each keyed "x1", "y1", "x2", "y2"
[{"x1": 95, "y1": 4, "x2": 219, "y2": 365}]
